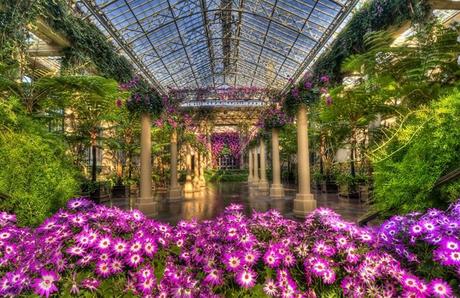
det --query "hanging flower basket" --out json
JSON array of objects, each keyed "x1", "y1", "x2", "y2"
[
  {"x1": 284, "y1": 74, "x2": 331, "y2": 114},
  {"x1": 119, "y1": 76, "x2": 163, "y2": 117},
  {"x1": 259, "y1": 107, "x2": 289, "y2": 130}
]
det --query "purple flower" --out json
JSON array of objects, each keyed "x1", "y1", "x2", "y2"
[
  {"x1": 236, "y1": 269, "x2": 257, "y2": 288},
  {"x1": 32, "y1": 271, "x2": 58, "y2": 298}
]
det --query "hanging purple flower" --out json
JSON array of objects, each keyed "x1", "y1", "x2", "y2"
[
  {"x1": 320, "y1": 75, "x2": 330, "y2": 84},
  {"x1": 304, "y1": 81, "x2": 313, "y2": 89},
  {"x1": 291, "y1": 87, "x2": 300, "y2": 98}
]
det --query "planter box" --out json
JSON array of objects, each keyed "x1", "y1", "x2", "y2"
[{"x1": 112, "y1": 185, "x2": 127, "y2": 198}]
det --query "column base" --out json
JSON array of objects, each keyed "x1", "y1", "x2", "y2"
[
  {"x1": 250, "y1": 180, "x2": 260, "y2": 189},
  {"x1": 135, "y1": 197, "x2": 157, "y2": 216},
  {"x1": 258, "y1": 180, "x2": 269, "y2": 192},
  {"x1": 269, "y1": 184, "x2": 285, "y2": 198},
  {"x1": 293, "y1": 193, "x2": 316, "y2": 218},
  {"x1": 168, "y1": 186, "x2": 182, "y2": 201},
  {"x1": 199, "y1": 178, "x2": 206, "y2": 188},
  {"x1": 183, "y1": 179, "x2": 194, "y2": 194},
  {"x1": 193, "y1": 177, "x2": 200, "y2": 192}
]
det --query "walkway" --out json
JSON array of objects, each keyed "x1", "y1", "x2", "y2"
[{"x1": 111, "y1": 182, "x2": 369, "y2": 224}]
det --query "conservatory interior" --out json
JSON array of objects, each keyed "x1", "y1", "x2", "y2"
[{"x1": 1, "y1": 0, "x2": 460, "y2": 297}]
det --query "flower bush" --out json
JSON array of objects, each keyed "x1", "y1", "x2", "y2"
[
  {"x1": 0, "y1": 197, "x2": 458, "y2": 297},
  {"x1": 377, "y1": 200, "x2": 460, "y2": 292}
]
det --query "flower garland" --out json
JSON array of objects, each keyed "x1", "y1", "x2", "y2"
[
  {"x1": 211, "y1": 132, "x2": 241, "y2": 165},
  {"x1": 119, "y1": 76, "x2": 163, "y2": 116}
]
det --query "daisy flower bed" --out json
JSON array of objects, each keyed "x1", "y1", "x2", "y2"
[{"x1": 0, "y1": 198, "x2": 459, "y2": 297}]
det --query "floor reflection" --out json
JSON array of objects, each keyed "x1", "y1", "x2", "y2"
[{"x1": 128, "y1": 182, "x2": 369, "y2": 225}]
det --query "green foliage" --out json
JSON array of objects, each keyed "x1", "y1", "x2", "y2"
[
  {"x1": 0, "y1": 98, "x2": 78, "y2": 226},
  {"x1": 371, "y1": 91, "x2": 460, "y2": 216},
  {"x1": 0, "y1": 0, "x2": 43, "y2": 65},
  {"x1": 312, "y1": 0, "x2": 430, "y2": 83},
  {"x1": 42, "y1": 0, "x2": 134, "y2": 82},
  {"x1": 205, "y1": 169, "x2": 248, "y2": 182},
  {"x1": 343, "y1": 23, "x2": 460, "y2": 110}
]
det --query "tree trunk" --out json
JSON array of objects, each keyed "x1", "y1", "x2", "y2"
[{"x1": 91, "y1": 136, "x2": 97, "y2": 182}]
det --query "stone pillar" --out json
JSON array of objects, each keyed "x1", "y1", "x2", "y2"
[
  {"x1": 293, "y1": 104, "x2": 316, "y2": 217},
  {"x1": 168, "y1": 129, "x2": 182, "y2": 200},
  {"x1": 199, "y1": 153, "x2": 206, "y2": 188},
  {"x1": 252, "y1": 147, "x2": 260, "y2": 187},
  {"x1": 193, "y1": 150, "x2": 200, "y2": 191},
  {"x1": 248, "y1": 148, "x2": 254, "y2": 184},
  {"x1": 206, "y1": 133, "x2": 212, "y2": 168},
  {"x1": 258, "y1": 138, "x2": 269, "y2": 192},
  {"x1": 137, "y1": 113, "x2": 154, "y2": 212},
  {"x1": 183, "y1": 144, "x2": 194, "y2": 194},
  {"x1": 270, "y1": 128, "x2": 285, "y2": 198}
]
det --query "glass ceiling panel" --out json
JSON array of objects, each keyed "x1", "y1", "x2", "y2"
[{"x1": 77, "y1": 0, "x2": 360, "y2": 94}]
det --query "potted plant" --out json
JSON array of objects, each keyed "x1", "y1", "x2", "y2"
[{"x1": 312, "y1": 169, "x2": 324, "y2": 191}]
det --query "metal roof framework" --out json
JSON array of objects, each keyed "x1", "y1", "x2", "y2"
[{"x1": 77, "y1": 0, "x2": 359, "y2": 96}]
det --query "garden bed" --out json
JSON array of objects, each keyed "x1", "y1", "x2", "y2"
[{"x1": 0, "y1": 198, "x2": 458, "y2": 297}]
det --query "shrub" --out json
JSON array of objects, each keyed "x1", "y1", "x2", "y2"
[
  {"x1": 372, "y1": 90, "x2": 460, "y2": 216},
  {"x1": 0, "y1": 99, "x2": 79, "y2": 226}
]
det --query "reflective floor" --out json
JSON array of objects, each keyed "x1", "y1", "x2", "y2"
[{"x1": 112, "y1": 182, "x2": 369, "y2": 224}]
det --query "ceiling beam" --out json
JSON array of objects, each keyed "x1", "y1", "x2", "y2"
[
  {"x1": 79, "y1": 0, "x2": 167, "y2": 94},
  {"x1": 281, "y1": 0, "x2": 360, "y2": 94},
  {"x1": 27, "y1": 44, "x2": 62, "y2": 57},
  {"x1": 429, "y1": 0, "x2": 460, "y2": 10}
]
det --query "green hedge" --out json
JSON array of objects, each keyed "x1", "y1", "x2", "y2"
[
  {"x1": 205, "y1": 169, "x2": 248, "y2": 182},
  {"x1": 0, "y1": 98, "x2": 79, "y2": 226}
]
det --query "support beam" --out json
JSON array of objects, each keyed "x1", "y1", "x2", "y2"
[
  {"x1": 27, "y1": 44, "x2": 62, "y2": 57},
  {"x1": 137, "y1": 113, "x2": 155, "y2": 213},
  {"x1": 258, "y1": 138, "x2": 269, "y2": 192},
  {"x1": 248, "y1": 148, "x2": 254, "y2": 184},
  {"x1": 193, "y1": 151, "x2": 201, "y2": 191},
  {"x1": 429, "y1": 0, "x2": 460, "y2": 10},
  {"x1": 270, "y1": 128, "x2": 285, "y2": 198},
  {"x1": 184, "y1": 144, "x2": 194, "y2": 194},
  {"x1": 293, "y1": 105, "x2": 316, "y2": 217},
  {"x1": 168, "y1": 129, "x2": 182, "y2": 200},
  {"x1": 199, "y1": 153, "x2": 206, "y2": 188},
  {"x1": 252, "y1": 147, "x2": 260, "y2": 188}
]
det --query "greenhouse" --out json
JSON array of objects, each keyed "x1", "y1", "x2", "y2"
[{"x1": 1, "y1": 0, "x2": 460, "y2": 296}]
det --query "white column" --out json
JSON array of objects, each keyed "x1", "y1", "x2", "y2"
[
  {"x1": 252, "y1": 146, "x2": 260, "y2": 187},
  {"x1": 270, "y1": 128, "x2": 285, "y2": 198},
  {"x1": 193, "y1": 150, "x2": 200, "y2": 191},
  {"x1": 248, "y1": 148, "x2": 254, "y2": 184},
  {"x1": 168, "y1": 129, "x2": 182, "y2": 200},
  {"x1": 258, "y1": 138, "x2": 269, "y2": 191},
  {"x1": 137, "y1": 113, "x2": 155, "y2": 212},
  {"x1": 199, "y1": 153, "x2": 206, "y2": 188},
  {"x1": 293, "y1": 104, "x2": 316, "y2": 217},
  {"x1": 183, "y1": 144, "x2": 194, "y2": 194}
]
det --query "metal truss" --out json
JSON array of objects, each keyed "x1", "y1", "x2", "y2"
[{"x1": 77, "y1": 0, "x2": 359, "y2": 97}]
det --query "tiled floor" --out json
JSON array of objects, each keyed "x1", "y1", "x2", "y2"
[{"x1": 111, "y1": 182, "x2": 369, "y2": 224}]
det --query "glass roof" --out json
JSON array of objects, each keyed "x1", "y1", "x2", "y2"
[{"x1": 76, "y1": 0, "x2": 359, "y2": 93}]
